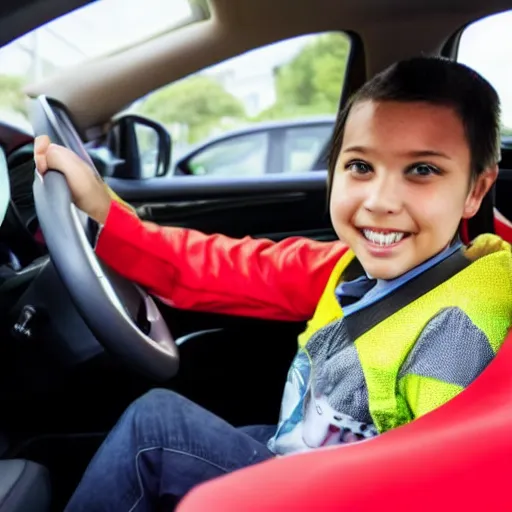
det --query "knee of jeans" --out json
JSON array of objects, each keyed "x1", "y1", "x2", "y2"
[
  {"x1": 125, "y1": 389, "x2": 180, "y2": 439},
  {"x1": 132, "y1": 388, "x2": 179, "y2": 413}
]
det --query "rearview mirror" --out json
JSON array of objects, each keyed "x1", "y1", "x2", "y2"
[{"x1": 107, "y1": 114, "x2": 171, "y2": 179}]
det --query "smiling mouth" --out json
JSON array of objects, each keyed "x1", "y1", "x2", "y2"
[{"x1": 359, "y1": 228, "x2": 412, "y2": 247}]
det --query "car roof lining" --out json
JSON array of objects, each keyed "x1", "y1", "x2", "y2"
[{"x1": 4, "y1": 0, "x2": 512, "y2": 132}]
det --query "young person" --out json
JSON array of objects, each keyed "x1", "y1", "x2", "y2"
[{"x1": 34, "y1": 56, "x2": 512, "y2": 511}]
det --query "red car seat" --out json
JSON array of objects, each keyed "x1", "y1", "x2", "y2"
[
  {"x1": 494, "y1": 214, "x2": 512, "y2": 243},
  {"x1": 178, "y1": 329, "x2": 512, "y2": 512}
]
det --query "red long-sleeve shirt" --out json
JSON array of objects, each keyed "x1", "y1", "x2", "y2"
[{"x1": 95, "y1": 200, "x2": 348, "y2": 321}]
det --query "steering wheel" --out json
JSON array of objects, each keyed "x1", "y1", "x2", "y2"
[{"x1": 30, "y1": 95, "x2": 179, "y2": 382}]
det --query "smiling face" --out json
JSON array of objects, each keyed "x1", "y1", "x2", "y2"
[{"x1": 330, "y1": 100, "x2": 497, "y2": 280}]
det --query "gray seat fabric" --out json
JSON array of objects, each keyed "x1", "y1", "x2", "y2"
[{"x1": 0, "y1": 459, "x2": 51, "y2": 512}]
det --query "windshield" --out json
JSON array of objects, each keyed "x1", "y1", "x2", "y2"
[{"x1": 0, "y1": 0, "x2": 198, "y2": 131}]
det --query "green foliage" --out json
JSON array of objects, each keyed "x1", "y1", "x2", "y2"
[
  {"x1": 257, "y1": 33, "x2": 350, "y2": 121},
  {"x1": 136, "y1": 33, "x2": 349, "y2": 143},
  {"x1": 137, "y1": 75, "x2": 246, "y2": 143},
  {"x1": 0, "y1": 75, "x2": 27, "y2": 116},
  {"x1": 254, "y1": 103, "x2": 326, "y2": 122},
  {"x1": 501, "y1": 124, "x2": 512, "y2": 137}
]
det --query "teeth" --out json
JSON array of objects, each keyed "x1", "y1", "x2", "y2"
[{"x1": 362, "y1": 229, "x2": 405, "y2": 246}]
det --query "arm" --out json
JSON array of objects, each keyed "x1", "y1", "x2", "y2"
[
  {"x1": 32, "y1": 137, "x2": 348, "y2": 322},
  {"x1": 96, "y1": 201, "x2": 348, "y2": 321}
]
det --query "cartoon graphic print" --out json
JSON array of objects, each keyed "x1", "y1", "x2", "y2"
[
  {"x1": 270, "y1": 318, "x2": 378, "y2": 455},
  {"x1": 270, "y1": 349, "x2": 311, "y2": 444}
]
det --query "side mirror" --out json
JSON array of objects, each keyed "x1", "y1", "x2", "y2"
[{"x1": 107, "y1": 114, "x2": 171, "y2": 179}]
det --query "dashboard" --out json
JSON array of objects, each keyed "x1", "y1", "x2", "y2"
[
  {"x1": 0, "y1": 139, "x2": 47, "y2": 273},
  {"x1": 0, "y1": 100, "x2": 115, "y2": 274},
  {"x1": 0, "y1": 126, "x2": 47, "y2": 277}
]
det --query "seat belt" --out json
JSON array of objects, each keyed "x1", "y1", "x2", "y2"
[{"x1": 344, "y1": 248, "x2": 470, "y2": 341}]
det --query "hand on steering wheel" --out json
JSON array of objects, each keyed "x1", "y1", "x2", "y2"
[
  {"x1": 31, "y1": 98, "x2": 179, "y2": 381},
  {"x1": 35, "y1": 135, "x2": 112, "y2": 223}
]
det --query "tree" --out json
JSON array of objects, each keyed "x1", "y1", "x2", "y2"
[
  {"x1": 0, "y1": 75, "x2": 28, "y2": 116},
  {"x1": 137, "y1": 75, "x2": 246, "y2": 143},
  {"x1": 257, "y1": 33, "x2": 350, "y2": 121}
]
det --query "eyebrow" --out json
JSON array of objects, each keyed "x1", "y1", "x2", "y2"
[{"x1": 342, "y1": 145, "x2": 452, "y2": 160}]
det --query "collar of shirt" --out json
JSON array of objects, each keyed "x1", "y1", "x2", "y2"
[{"x1": 335, "y1": 239, "x2": 463, "y2": 317}]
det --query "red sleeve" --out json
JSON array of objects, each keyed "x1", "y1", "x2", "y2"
[
  {"x1": 95, "y1": 201, "x2": 348, "y2": 321},
  {"x1": 177, "y1": 330, "x2": 512, "y2": 512}
]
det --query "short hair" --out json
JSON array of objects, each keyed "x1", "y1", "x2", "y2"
[{"x1": 327, "y1": 56, "x2": 501, "y2": 194}]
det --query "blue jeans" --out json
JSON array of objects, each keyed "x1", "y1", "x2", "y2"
[{"x1": 64, "y1": 389, "x2": 275, "y2": 511}]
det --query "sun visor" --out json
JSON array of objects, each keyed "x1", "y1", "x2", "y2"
[{"x1": 0, "y1": 150, "x2": 10, "y2": 227}]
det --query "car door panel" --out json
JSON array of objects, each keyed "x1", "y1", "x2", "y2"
[
  {"x1": 105, "y1": 171, "x2": 336, "y2": 240},
  {"x1": 134, "y1": 193, "x2": 334, "y2": 240},
  {"x1": 106, "y1": 170, "x2": 328, "y2": 200}
]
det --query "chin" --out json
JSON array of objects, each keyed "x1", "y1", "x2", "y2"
[
  {"x1": 360, "y1": 260, "x2": 410, "y2": 280},
  {"x1": 367, "y1": 269, "x2": 399, "y2": 280}
]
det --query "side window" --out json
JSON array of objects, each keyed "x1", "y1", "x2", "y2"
[
  {"x1": 457, "y1": 11, "x2": 512, "y2": 137},
  {"x1": 185, "y1": 132, "x2": 269, "y2": 177},
  {"x1": 282, "y1": 124, "x2": 333, "y2": 173},
  {"x1": 131, "y1": 32, "x2": 350, "y2": 177}
]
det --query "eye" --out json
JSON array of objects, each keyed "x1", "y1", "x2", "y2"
[
  {"x1": 345, "y1": 160, "x2": 372, "y2": 175},
  {"x1": 407, "y1": 163, "x2": 442, "y2": 177}
]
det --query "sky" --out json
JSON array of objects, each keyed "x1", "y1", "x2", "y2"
[{"x1": 0, "y1": 0, "x2": 510, "y2": 126}]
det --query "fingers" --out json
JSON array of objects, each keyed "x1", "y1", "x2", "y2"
[
  {"x1": 34, "y1": 135, "x2": 51, "y2": 174},
  {"x1": 34, "y1": 135, "x2": 93, "y2": 181},
  {"x1": 45, "y1": 142, "x2": 90, "y2": 177}
]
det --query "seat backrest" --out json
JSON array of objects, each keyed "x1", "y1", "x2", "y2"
[
  {"x1": 495, "y1": 212, "x2": 512, "y2": 243},
  {"x1": 461, "y1": 185, "x2": 496, "y2": 243}
]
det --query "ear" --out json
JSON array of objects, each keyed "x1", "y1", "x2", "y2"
[{"x1": 462, "y1": 165, "x2": 499, "y2": 219}]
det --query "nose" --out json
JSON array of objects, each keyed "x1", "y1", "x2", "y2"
[{"x1": 363, "y1": 173, "x2": 403, "y2": 215}]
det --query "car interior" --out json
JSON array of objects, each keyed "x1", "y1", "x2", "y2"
[{"x1": 0, "y1": 0, "x2": 511, "y2": 510}]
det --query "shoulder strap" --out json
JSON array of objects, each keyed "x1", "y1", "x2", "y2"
[{"x1": 344, "y1": 249, "x2": 470, "y2": 341}]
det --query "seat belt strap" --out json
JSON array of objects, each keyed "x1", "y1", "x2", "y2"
[{"x1": 344, "y1": 248, "x2": 470, "y2": 340}]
